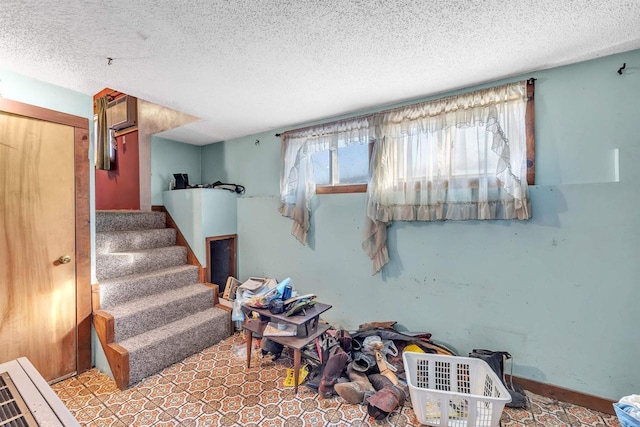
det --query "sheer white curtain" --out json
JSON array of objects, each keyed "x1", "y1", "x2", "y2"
[
  {"x1": 279, "y1": 117, "x2": 372, "y2": 244},
  {"x1": 363, "y1": 81, "x2": 531, "y2": 273}
]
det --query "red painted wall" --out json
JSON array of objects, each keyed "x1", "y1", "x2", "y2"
[{"x1": 95, "y1": 131, "x2": 140, "y2": 210}]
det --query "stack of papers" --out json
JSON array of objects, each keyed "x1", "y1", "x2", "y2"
[{"x1": 263, "y1": 321, "x2": 297, "y2": 337}]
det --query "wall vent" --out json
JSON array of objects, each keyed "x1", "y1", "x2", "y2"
[
  {"x1": 0, "y1": 358, "x2": 79, "y2": 426},
  {"x1": 0, "y1": 373, "x2": 37, "y2": 427},
  {"x1": 106, "y1": 95, "x2": 137, "y2": 131}
]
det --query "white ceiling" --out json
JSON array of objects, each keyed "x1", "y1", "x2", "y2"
[{"x1": 1, "y1": 1, "x2": 640, "y2": 145}]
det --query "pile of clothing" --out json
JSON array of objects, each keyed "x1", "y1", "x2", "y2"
[{"x1": 294, "y1": 321, "x2": 453, "y2": 421}]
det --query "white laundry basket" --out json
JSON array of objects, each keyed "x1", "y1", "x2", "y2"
[{"x1": 403, "y1": 352, "x2": 511, "y2": 427}]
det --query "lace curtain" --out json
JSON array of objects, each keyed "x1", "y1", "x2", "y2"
[
  {"x1": 279, "y1": 116, "x2": 372, "y2": 244},
  {"x1": 364, "y1": 81, "x2": 531, "y2": 273},
  {"x1": 279, "y1": 81, "x2": 531, "y2": 273}
]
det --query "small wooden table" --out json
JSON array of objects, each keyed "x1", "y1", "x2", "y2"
[{"x1": 242, "y1": 302, "x2": 332, "y2": 394}]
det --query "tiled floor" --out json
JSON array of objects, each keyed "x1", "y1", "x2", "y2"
[{"x1": 52, "y1": 333, "x2": 621, "y2": 426}]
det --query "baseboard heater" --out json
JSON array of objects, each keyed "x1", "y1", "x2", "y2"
[{"x1": 0, "y1": 358, "x2": 79, "y2": 426}]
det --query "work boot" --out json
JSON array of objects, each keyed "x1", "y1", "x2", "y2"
[
  {"x1": 368, "y1": 373, "x2": 394, "y2": 391},
  {"x1": 334, "y1": 362, "x2": 376, "y2": 404},
  {"x1": 336, "y1": 329, "x2": 352, "y2": 353},
  {"x1": 352, "y1": 352, "x2": 376, "y2": 373},
  {"x1": 304, "y1": 364, "x2": 324, "y2": 391},
  {"x1": 318, "y1": 349, "x2": 348, "y2": 398},
  {"x1": 367, "y1": 385, "x2": 406, "y2": 421},
  {"x1": 368, "y1": 374, "x2": 412, "y2": 408}
]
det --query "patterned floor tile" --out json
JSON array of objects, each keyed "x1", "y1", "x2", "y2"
[
  {"x1": 81, "y1": 416, "x2": 127, "y2": 427},
  {"x1": 258, "y1": 388, "x2": 284, "y2": 407},
  {"x1": 351, "y1": 419, "x2": 376, "y2": 427},
  {"x1": 224, "y1": 371, "x2": 247, "y2": 387},
  {"x1": 64, "y1": 393, "x2": 104, "y2": 413},
  {"x1": 99, "y1": 387, "x2": 145, "y2": 407},
  {"x1": 150, "y1": 420, "x2": 182, "y2": 427},
  {"x1": 224, "y1": 384, "x2": 243, "y2": 398},
  {"x1": 172, "y1": 369, "x2": 198, "y2": 389},
  {"x1": 262, "y1": 403, "x2": 283, "y2": 420},
  {"x1": 116, "y1": 404, "x2": 167, "y2": 427},
  {"x1": 52, "y1": 334, "x2": 623, "y2": 427},
  {"x1": 202, "y1": 384, "x2": 226, "y2": 402},
  {"x1": 338, "y1": 402, "x2": 368, "y2": 422},
  {"x1": 279, "y1": 398, "x2": 303, "y2": 418},
  {"x1": 53, "y1": 377, "x2": 91, "y2": 401},
  {"x1": 220, "y1": 394, "x2": 245, "y2": 413},
  {"x1": 298, "y1": 409, "x2": 325, "y2": 426},
  {"x1": 160, "y1": 361, "x2": 185, "y2": 376},
  {"x1": 191, "y1": 411, "x2": 224, "y2": 426},
  {"x1": 241, "y1": 379, "x2": 264, "y2": 396},
  {"x1": 74, "y1": 405, "x2": 119, "y2": 425},
  {"x1": 150, "y1": 388, "x2": 190, "y2": 409},
  {"x1": 108, "y1": 392, "x2": 150, "y2": 417},
  {"x1": 283, "y1": 415, "x2": 304, "y2": 427},
  {"x1": 220, "y1": 411, "x2": 241, "y2": 426},
  {"x1": 167, "y1": 399, "x2": 207, "y2": 423},
  {"x1": 317, "y1": 395, "x2": 342, "y2": 410},
  {"x1": 136, "y1": 379, "x2": 183, "y2": 401},
  {"x1": 184, "y1": 378, "x2": 211, "y2": 393},
  {"x1": 566, "y1": 405, "x2": 610, "y2": 424},
  {"x1": 238, "y1": 403, "x2": 265, "y2": 424}
]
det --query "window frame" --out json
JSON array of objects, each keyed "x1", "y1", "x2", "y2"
[{"x1": 315, "y1": 141, "x2": 373, "y2": 194}]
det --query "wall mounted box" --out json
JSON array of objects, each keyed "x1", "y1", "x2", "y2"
[{"x1": 107, "y1": 95, "x2": 137, "y2": 130}]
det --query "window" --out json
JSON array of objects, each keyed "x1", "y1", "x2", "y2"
[
  {"x1": 279, "y1": 80, "x2": 534, "y2": 274},
  {"x1": 312, "y1": 142, "x2": 371, "y2": 194}
]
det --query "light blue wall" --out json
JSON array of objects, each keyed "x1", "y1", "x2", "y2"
[
  {"x1": 204, "y1": 49, "x2": 640, "y2": 400},
  {"x1": 151, "y1": 135, "x2": 202, "y2": 205},
  {"x1": 201, "y1": 129, "x2": 280, "y2": 195},
  {"x1": 201, "y1": 142, "x2": 227, "y2": 184},
  {"x1": 162, "y1": 188, "x2": 237, "y2": 265},
  {"x1": 0, "y1": 68, "x2": 92, "y2": 118}
]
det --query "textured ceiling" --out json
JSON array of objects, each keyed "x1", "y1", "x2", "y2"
[{"x1": 1, "y1": 1, "x2": 640, "y2": 145}]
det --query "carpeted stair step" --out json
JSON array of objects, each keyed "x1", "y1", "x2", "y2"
[
  {"x1": 99, "y1": 265, "x2": 200, "y2": 310},
  {"x1": 96, "y1": 228, "x2": 177, "y2": 254},
  {"x1": 96, "y1": 246, "x2": 187, "y2": 281},
  {"x1": 122, "y1": 307, "x2": 230, "y2": 386},
  {"x1": 110, "y1": 284, "x2": 215, "y2": 342},
  {"x1": 96, "y1": 210, "x2": 166, "y2": 232}
]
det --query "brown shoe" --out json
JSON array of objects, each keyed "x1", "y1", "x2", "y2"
[
  {"x1": 366, "y1": 385, "x2": 405, "y2": 420},
  {"x1": 318, "y1": 349, "x2": 348, "y2": 398},
  {"x1": 368, "y1": 373, "x2": 394, "y2": 391},
  {"x1": 334, "y1": 363, "x2": 375, "y2": 404}
]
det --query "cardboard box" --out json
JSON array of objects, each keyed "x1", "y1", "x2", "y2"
[{"x1": 222, "y1": 276, "x2": 241, "y2": 300}]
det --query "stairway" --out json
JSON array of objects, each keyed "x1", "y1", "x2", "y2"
[{"x1": 93, "y1": 210, "x2": 230, "y2": 389}]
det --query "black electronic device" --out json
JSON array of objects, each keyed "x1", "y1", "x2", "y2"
[{"x1": 173, "y1": 173, "x2": 189, "y2": 189}]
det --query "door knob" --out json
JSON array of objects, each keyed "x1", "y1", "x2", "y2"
[{"x1": 58, "y1": 255, "x2": 72, "y2": 264}]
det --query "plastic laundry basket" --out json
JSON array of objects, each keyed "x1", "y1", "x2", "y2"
[{"x1": 403, "y1": 352, "x2": 511, "y2": 427}]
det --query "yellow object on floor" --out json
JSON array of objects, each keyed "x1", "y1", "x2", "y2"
[
  {"x1": 283, "y1": 364, "x2": 309, "y2": 387},
  {"x1": 404, "y1": 344, "x2": 425, "y2": 353}
]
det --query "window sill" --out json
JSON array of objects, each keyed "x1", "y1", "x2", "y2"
[{"x1": 316, "y1": 184, "x2": 367, "y2": 194}]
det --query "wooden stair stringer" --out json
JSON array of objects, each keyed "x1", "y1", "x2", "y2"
[
  {"x1": 152, "y1": 205, "x2": 205, "y2": 282},
  {"x1": 93, "y1": 310, "x2": 129, "y2": 390}
]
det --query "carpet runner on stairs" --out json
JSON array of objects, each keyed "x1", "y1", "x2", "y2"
[{"x1": 95, "y1": 210, "x2": 230, "y2": 387}]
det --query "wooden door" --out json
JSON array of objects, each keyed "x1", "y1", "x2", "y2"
[{"x1": 0, "y1": 111, "x2": 78, "y2": 381}]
